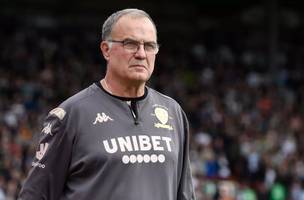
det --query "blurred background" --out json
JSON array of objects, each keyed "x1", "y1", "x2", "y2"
[{"x1": 1, "y1": 0, "x2": 304, "y2": 199}]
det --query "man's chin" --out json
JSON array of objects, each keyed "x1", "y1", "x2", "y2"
[{"x1": 128, "y1": 73, "x2": 151, "y2": 84}]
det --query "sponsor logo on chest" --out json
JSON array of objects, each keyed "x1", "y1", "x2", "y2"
[{"x1": 102, "y1": 135, "x2": 172, "y2": 164}]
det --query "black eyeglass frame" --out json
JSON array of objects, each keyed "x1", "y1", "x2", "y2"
[{"x1": 107, "y1": 39, "x2": 160, "y2": 54}]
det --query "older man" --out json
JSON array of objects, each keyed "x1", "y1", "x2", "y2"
[{"x1": 18, "y1": 8, "x2": 196, "y2": 200}]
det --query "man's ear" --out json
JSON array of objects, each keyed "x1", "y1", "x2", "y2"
[{"x1": 100, "y1": 41, "x2": 110, "y2": 61}]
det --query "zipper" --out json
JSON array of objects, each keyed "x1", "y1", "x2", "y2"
[{"x1": 127, "y1": 101, "x2": 139, "y2": 125}]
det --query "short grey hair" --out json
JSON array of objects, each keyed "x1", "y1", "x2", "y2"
[{"x1": 102, "y1": 8, "x2": 157, "y2": 41}]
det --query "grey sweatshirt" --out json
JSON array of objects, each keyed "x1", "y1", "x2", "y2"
[{"x1": 18, "y1": 83, "x2": 196, "y2": 200}]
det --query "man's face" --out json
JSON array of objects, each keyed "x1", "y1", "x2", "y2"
[{"x1": 101, "y1": 15, "x2": 157, "y2": 85}]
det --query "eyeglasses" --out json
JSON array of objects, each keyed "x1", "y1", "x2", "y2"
[{"x1": 107, "y1": 39, "x2": 159, "y2": 54}]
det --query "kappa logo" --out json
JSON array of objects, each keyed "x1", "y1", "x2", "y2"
[
  {"x1": 36, "y1": 143, "x2": 49, "y2": 161},
  {"x1": 152, "y1": 107, "x2": 173, "y2": 131},
  {"x1": 42, "y1": 123, "x2": 52, "y2": 135},
  {"x1": 93, "y1": 112, "x2": 113, "y2": 125}
]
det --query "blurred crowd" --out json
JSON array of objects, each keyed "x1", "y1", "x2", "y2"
[{"x1": 1, "y1": 14, "x2": 304, "y2": 200}]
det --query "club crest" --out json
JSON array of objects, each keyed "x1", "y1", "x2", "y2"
[{"x1": 153, "y1": 107, "x2": 173, "y2": 131}]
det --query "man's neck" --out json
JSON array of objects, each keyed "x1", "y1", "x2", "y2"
[{"x1": 101, "y1": 78, "x2": 145, "y2": 98}]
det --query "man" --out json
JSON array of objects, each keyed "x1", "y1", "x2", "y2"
[{"x1": 18, "y1": 8, "x2": 196, "y2": 200}]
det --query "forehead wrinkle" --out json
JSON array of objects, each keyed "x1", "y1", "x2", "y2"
[{"x1": 111, "y1": 16, "x2": 156, "y2": 42}]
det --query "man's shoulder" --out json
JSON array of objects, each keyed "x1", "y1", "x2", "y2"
[
  {"x1": 147, "y1": 87, "x2": 181, "y2": 108},
  {"x1": 59, "y1": 83, "x2": 100, "y2": 111},
  {"x1": 43, "y1": 84, "x2": 100, "y2": 130}
]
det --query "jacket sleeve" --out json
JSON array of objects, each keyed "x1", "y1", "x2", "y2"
[
  {"x1": 177, "y1": 110, "x2": 196, "y2": 200},
  {"x1": 18, "y1": 107, "x2": 74, "y2": 200}
]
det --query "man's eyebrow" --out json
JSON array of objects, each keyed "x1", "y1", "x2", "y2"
[
  {"x1": 123, "y1": 38, "x2": 137, "y2": 41},
  {"x1": 123, "y1": 38, "x2": 157, "y2": 43}
]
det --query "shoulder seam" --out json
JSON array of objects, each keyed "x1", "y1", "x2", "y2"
[
  {"x1": 61, "y1": 85, "x2": 99, "y2": 109},
  {"x1": 149, "y1": 87, "x2": 174, "y2": 101}
]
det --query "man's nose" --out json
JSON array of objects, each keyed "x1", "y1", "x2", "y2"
[{"x1": 134, "y1": 44, "x2": 147, "y2": 59}]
